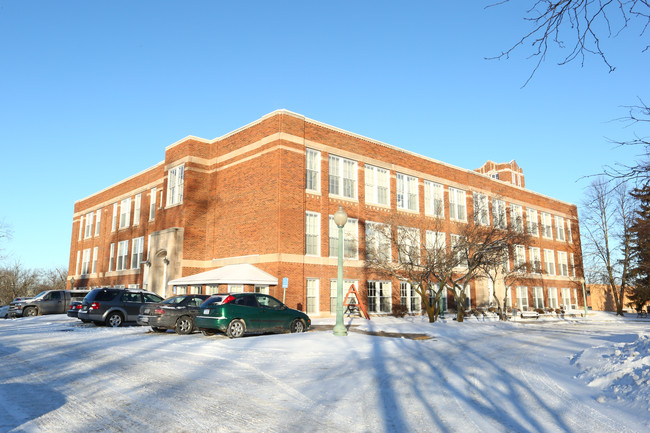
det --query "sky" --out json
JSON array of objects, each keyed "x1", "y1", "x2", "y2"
[{"x1": 1, "y1": 1, "x2": 648, "y2": 270}]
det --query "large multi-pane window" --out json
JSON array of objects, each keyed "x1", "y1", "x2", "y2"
[
  {"x1": 78, "y1": 216, "x2": 83, "y2": 241},
  {"x1": 561, "y1": 288, "x2": 572, "y2": 309},
  {"x1": 514, "y1": 245, "x2": 526, "y2": 269},
  {"x1": 425, "y1": 231, "x2": 445, "y2": 259},
  {"x1": 116, "y1": 240, "x2": 129, "y2": 271},
  {"x1": 567, "y1": 220, "x2": 573, "y2": 242},
  {"x1": 305, "y1": 212, "x2": 320, "y2": 256},
  {"x1": 397, "y1": 227, "x2": 420, "y2": 264},
  {"x1": 516, "y1": 286, "x2": 529, "y2": 311},
  {"x1": 396, "y1": 173, "x2": 418, "y2": 211},
  {"x1": 84, "y1": 212, "x2": 94, "y2": 239},
  {"x1": 167, "y1": 164, "x2": 185, "y2": 206},
  {"x1": 94, "y1": 209, "x2": 101, "y2": 236},
  {"x1": 133, "y1": 193, "x2": 141, "y2": 226},
  {"x1": 451, "y1": 234, "x2": 467, "y2": 267},
  {"x1": 366, "y1": 222, "x2": 391, "y2": 262},
  {"x1": 330, "y1": 280, "x2": 358, "y2": 314},
  {"x1": 424, "y1": 180, "x2": 444, "y2": 217},
  {"x1": 91, "y1": 247, "x2": 98, "y2": 274},
  {"x1": 75, "y1": 251, "x2": 80, "y2": 275},
  {"x1": 548, "y1": 288, "x2": 559, "y2": 308},
  {"x1": 329, "y1": 155, "x2": 357, "y2": 199},
  {"x1": 449, "y1": 188, "x2": 467, "y2": 221},
  {"x1": 473, "y1": 193, "x2": 489, "y2": 225},
  {"x1": 400, "y1": 282, "x2": 422, "y2": 313},
  {"x1": 367, "y1": 281, "x2": 391, "y2": 313},
  {"x1": 131, "y1": 237, "x2": 144, "y2": 269},
  {"x1": 329, "y1": 216, "x2": 358, "y2": 259},
  {"x1": 532, "y1": 287, "x2": 544, "y2": 309},
  {"x1": 555, "y1": 216, "x2": 565, "y2": 241},
  {"x1": 526, "y1": 208, "x2": 539, "y2": 236},
  {"x1": 119, "y1": 198, "x2": 131, "y2": 229},
  {"x1": 306, "y1": 279, "x2": 319, "y2": 314},
  {"x1": 511, "y1": 204, "x2": 523, "y2": 232},
  {"x1": 570, "y1": 253, "x2": 576, "y2": 277},
  {"x1": 493, "y1": 199, "x2": 507, "y2": 229},
  {"x1": 149, "y1": 187, "x2": 157, "y2": 221},
  {"x1": 557, "y1": 251, "x2": 569, "y2": 276},
  {"x1": 306, "y1": 149, "x2": 321, "y2": 193},
  {"x1": 544, "y1": 249, "x2": 556, "y2": 275},
  {"x1": 529, "y1": 247, "x2": 542, "y2": 272},
  {"x1": 81, "y1": 249, "x2": 91, "y2": 275},
  {"x1": 112, "y1": 203, "x2": 118, "y2": 232},
  {"x1": 365, "y1": 164, "x2": 389, "y2": 206},
  {"x1": 541, "y1": 212, "x2": 553, "y2": 239},
  {"x1": 109, "y1": 243, "x2": 115, "y2": 272}
]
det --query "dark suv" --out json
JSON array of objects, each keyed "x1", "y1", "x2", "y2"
[{"x1": 78, "y1": 288, "x2": 163, "y2": 327}]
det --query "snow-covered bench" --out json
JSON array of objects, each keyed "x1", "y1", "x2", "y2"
[{"x1": 519, "y1": 311, "x2": 540, "y2": 319}]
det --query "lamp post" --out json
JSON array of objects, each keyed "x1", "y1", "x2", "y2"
[{"x1": 333, "y1": 206, "x2": 348, "y2": 336}]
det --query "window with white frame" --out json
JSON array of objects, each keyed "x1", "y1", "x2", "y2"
[
  {"x1": 330, "y1": 280, "x2": 358, "y2": 314},
  {"x1": 112, "y1": 203, "x2": 118, "y2": 232},
  {"x1": 366, "y1": 222, "x2": 391, "y2": 262},
  {"x1": 400, "y1": 282, "x2": 421, "y2": 313},
  {"x1": 305, "y1": 212, "x2": 320, "y2": 256},
  {"x1": 397, "y1": 227, "x2": 420, "y2": 264},
  {"x1": 425, "y1": 231, "x2": 445, "y2": 260},
  {"x1": 424, "y1": 180, "x2": 444, "y2": 217},
  {"x1": 570, "y1": 253, "x2": 576, "y2": 277},
  {"x1": 555, "y1": 216, "x2": 565, "y2": 241},
  {"x1": 116, "y1": 240, "x2": 129, "y2": 271},
  {"x1": 462, "y1": 286, "x2": 471, "y2": 310},
  {"x1": 81, "y1": 248, "x2": 91, "y2": 275},
  {"x1": 526, "y1": 208, "x2": 539, "y2": 236},
  {"x1": 84, "y1": 212, "x2": 93, "y2": 239},
  {"x1": 449, "y1": 187, "x2": 467, "y2": 221},
  {"x1": 529, "y1": 247, "x2": 542, "y2": 273},
  {"x1": 207, "y1": 285, "x2": 219, "y2": 295},
  {"x1": 493, "y1": 199, "x2": 507, "y2": 229},
  {"x1": 516, "y1": 286, "x2": 529, "y2": 311},
  {"x1": 228, "y1": 284, "x2": 244, "y2": 293},
  {"x1": 78, "y1": 215, "x2": 83, "y2": 241},
  {"x1": 109, "y1": 243, "x2": 115, "y2": 272},
  {"x1": 396, "y1": 173, "x2": 419, "y2": 212},
  {"x1": 91, "y1": 246, "x2": 98, "y2": 274},
  {"x1": 473, "y1": 193, "x2": 489, "y2": 225},
  {"x1": 254, "y1": 285, "x2": 269, "y2": 295},
  {"x1": 572, "y1": 288, "x2": 579, "y2": 309},
  {"x1": 329, "y1": 216, "x2": 358, "y2": 259},
  {"x1": 306, "y1": 279, "x2": 319, "y2": 314},
  {"x1": 306, "y1": 148, "x2": 321, "y2": 193},
  {"x1": 131, "y1": 237, "x2": 144, "y2": 269},
  {"x1": 119, "y1": 198, "x2": 131, "y2": 229},
  {"x1": 367, "y1": 281, "x2": 391, "y2": 313},
  {"x1": 544, "y1": 249, "x2": 556, "y2": 275},
  {"x1": 167, "y1": 164, "x2": 185, "y2": 206},
  {"x1": 149, "y1": 187, "x2": 157, "y2": 221},
  {"x1": 567, "y1": 220, "x2": 573, "y2": 242},
  {"x1": 511, "y1": 204, "x2": 523, "y2": 232},
  {"x1": 75, "y1": 251, "x2": 80, "y2": 275},
  {"x1": 541, "y1": 212, "x2": 553, "y2": 239},
  {"x1": 561, "y1": 288, "x2": 571, "y2": 309},
  {"x1": 133, "y1": 193, "x2": 141, "y2": 226},
  {"x1": 94, "y1": 209, "x2": 101, "y2": 236},
  {"x1": 451, "y1": 234, "x2": 467, "y2": 267},
  {"x1": 329, "y1": 155, "x2": 357, "y2": 199},
  {"x1": 548, "y1": 287, "x2": 558, "y2": 308},
  {"x1": 365, "y1": 164, "x2": 389, "y2": 206},
  {"x1": 532, "y1": 287, "x2": 544, "y2": 309},
  {"x1": 557, "y1": 251, "x2": 569, "y2": 276},
  {"x1": 514, "y1": 245, "x2": 526, "y2": 269}
]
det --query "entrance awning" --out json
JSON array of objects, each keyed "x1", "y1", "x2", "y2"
[{"x1": 167, "y1": 263, "x2": 278, "y2": 287}]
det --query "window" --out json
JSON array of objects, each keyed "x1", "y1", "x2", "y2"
[
  {"x1": 329, "y1": 155, "x2": 357, "y2": 199},
  {"x1": 400, "y1": 282, "x2": 421, "y2": 313},
  {"x1": 305, "y1": 212, "x2": 320, "y2": 256},
  {"x1": 511, "y1": 204, "x2": 523, "y2": 233},
  {"x1": 449, "y1": 188, "x2": 467, "y2": 221},
  {"x1": 570, "y1": 253, "x2": 576, "y2": 277},
  {"x1": 119, "y1": 198, "x2": 131, "y2": 229},
  {"x1": 514, "y1": 245, "x2": 526, "y2": 269},
  {"x1": 81, "y1": 248, "x2": 91, "y2": 275},
  {"x1": 541, "y1": 212, "x2": 553, "y2": 239},
  {"x1": 329, "y1": 216, "x2": 358, "y2": 259},
  {"x1": 424, "y1": 181, "x2": 444, "y2": 217},
  {"x1": 84, "y1": 212, "x2": 93, "y2": 239},
  {"x1": 396, "y1": 173, "x2": 419, "y2": 212},
  {"x1": 167, "y1": 164, "x2": 185, "y2": 206},
  {"x1": 462, "y1": 286, "x2": 471, "y2": 310},
  {"x1": 133, "y1": 193, "x2": 141, "y2": 226},
  {"x1": 112, "y1": 203, "x2": 118, "y2": 232},
  {"x1": 254, "y1": 285, "x2": 269, "y2": 295},
  {"x1": 572, "y1": 288, "x2": 579, "y2": 309},
  {"x1": 451, "y1": 234, "x2": 467, "y2": 267},
  {"x1": 425, "y1": 231, "x2": 446, "y2": 259},
  {"x1": 228, "y1": 284, "x2": 244, "y2": 293},
  {"x1": 78, "y1": 215, "x2": 83, "y2": 241},
  {"x1": 561, "y1": 288, "x2": 571, "y2": 309},
  {"x1": 555, "y1": 216, "x2": 565, "y2": 241},
  {"x1": 516, "y1": 286, "x2": 529, "y2": 311},
  {"x1": 529, "y1": 247, "x2": 542, "y2": 273},
  {"x1": 207, "y1": 285, "x2": 219, "y2": 295},
  {"x1": 365, "y1": 165, "x2": 390, "y2": 206},
  {"x1": 149, "y1": 187, "x2": 157, "y2": 221},
  {"x1": 540, "y1": 249, "x2": 558, "y2": 278},
  {"x1": 533, "y1": 287, "x2": 544, "y2": 309},
  {"x1": 366, "y1": 222, "x2": 391, "y2": 262},
  {"x1": 567, "y1": 220, "x2": 573, "y2": 242},
  {"x1": 131, "y1": 237, "x2": 144, "y2": 269},
  {"x1": 306, "y1": 279, "x2": 319, "y2": 314},
  {"x1": 75, "y1": 251, "x2": 80, "y2": 275},
  {"x1": 109, "y1": 243, "x2": 115, "y2": 272},
  {"x1": 557, "y1": 251, "x2": 569, "y2": 276},
  {"x1": 116, "y1": 240, "x2": 129, "y2": 271},
  {"x1": 526, "y1": 208, "x2": 539, "y2": 236},
  {"x1": 367, "y1": 281, "x2": 391, "y2": 313},
  {"x1": 306, "y1": 149, "x2": 320, "y2": 193},
  {"x1": 91, "y1": 246, "x2": 98, "y2": 274},
  {"x1": 473, "y1": 193, "x2": 489, "y2": 225},
  {"x1": 94, "y1": 209, "x2": 101, "y2": 236},
  {"x1": 397, "y1": 227, "x2": 420, "y2": 264},
  {"x1": 330, "y1": 280, "x2": 358, "y2": 314},
  {"x1": 493, "y1": 199, "x2": 507, "y2": 229}
]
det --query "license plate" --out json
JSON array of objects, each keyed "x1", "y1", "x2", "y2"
[
  {"x1": 143, "y1": 308, "x2": 150, "y2": 314},
  {"x1": 140, "y1": 317, "x2": 149, "y2": 323},
  {"x1": 203, "y1": 309, "x2": 210, "y2": 315}
]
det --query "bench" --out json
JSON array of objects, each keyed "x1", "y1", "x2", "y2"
[{"x1": 520, "y1": 311, "x2": 540, "y2": 319}]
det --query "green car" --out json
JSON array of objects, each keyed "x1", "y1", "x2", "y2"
[{"x1": 195, "y1": 293, "x2": 311, "y2": 338}]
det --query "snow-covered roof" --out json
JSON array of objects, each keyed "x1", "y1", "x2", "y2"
[{"x1": 167, "y1": 263, "x2": 278, "y2": 286}]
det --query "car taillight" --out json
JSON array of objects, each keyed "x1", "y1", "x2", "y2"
[
  {"x1": 154, "y1": 308, "x2": 165, "y2": 315},
  {"x1": 222, "y1": 295, "x2": 235, "y2": 304},
  {"x1": 76, "y1": 304, "x2": 82, "y2": 309},
  {"x1": 90, "y1": 302, "x2": 100, "y2": 310}
]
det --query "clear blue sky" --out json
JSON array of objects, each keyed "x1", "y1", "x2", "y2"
[{"x1": 1, "y1": 1, "x2": 647, "y2": 270}]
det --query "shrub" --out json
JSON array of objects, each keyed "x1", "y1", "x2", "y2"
[
  {"x1": 535, "y1": 308, "x2": 545, "y2": 315},
  {"x1": 392, "y1": 304, "x2": 408, "y2": 318}
]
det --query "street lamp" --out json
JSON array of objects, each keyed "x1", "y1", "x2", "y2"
[{"x1": 333, "y1": 206, "x2": 348, "y2": 336}]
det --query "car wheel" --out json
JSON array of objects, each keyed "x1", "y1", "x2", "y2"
[
  {"x1": 290, "y1": 319, "x2": 305, "y2": 333},
  {"x1": 106, "y1": 312, "x2": 124, "y2": 327},
  {"x1": 24, "y1": 307, "x2": 38, "y2": 317},
  {"x1": 151, "y1": 326, "x2": 167, "y2": 333},
  {"x1": 175, "y1": 316, "x2": 194, "y2": 335},
  {"x1": 226, "y1": 319, "x2": 245, "y2": 338},
  {"x1": 201, "y1": 329, "x2": 217, "y2": 336}
]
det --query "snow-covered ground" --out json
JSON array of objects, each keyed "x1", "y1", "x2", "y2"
[{"x1": 0, "y1": 312, "x2": 648, "y2": 433}]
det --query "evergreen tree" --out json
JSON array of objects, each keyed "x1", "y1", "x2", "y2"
[{"x1": 628, "y1": 185, "x2": 650, "y2": 312}]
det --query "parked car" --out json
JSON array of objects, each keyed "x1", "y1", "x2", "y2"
[
  {"x1": 0, "y1": 305, "x2": 8, "y2": 319},
  {"x1": 8, "y1": 290, "x2": 89, "y2": 318},
  {"x1": 195, "y1": 293, "x2": 311, "y2": 338},
  {"x1": 67, "y1": 301, "x2": 84, "y2": 320},
  {"x1": 78, "y1": 288, "x2": 163, "y2": 327},
  {"x1": 137, "y1": 294, "x2": 210, "y2": 334}
]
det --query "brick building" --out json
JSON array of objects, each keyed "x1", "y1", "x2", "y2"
[{"x1": 68, "y1": 109, "x2": 585, "y2": 316}]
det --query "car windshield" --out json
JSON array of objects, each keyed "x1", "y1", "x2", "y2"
[
  {"x1": 162, "y1": 296, "x2": 186, "y2": 305},
  {"x1": 32, "y1": 291, "x2": 49, "y2": 300}
]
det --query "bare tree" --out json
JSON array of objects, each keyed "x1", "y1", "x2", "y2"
[
  {"x1": 0, "y1": 219, "x2": 12, "y2": 262},
  {"x1": 40, "y1": 266, "x2": 69, "y2": 292},
  {"x1": 0, "y1": 261, "x2": 40, "y2": 306},
  {"x1": 581, "y1": 178, "x2": 635, "y2": 315}
]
